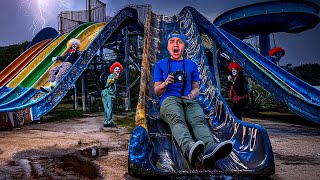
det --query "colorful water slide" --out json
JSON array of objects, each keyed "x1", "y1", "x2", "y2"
[
  {"x1": 0, "y1": 39, "x2": 52, "y2": 88},
  {"x1": 0, "y1": 22, "x2": 94, "y2": 105},
  {"x1": 129, "y1": 7, "x2": 274, "y2": 178},
  {"x1": 0, "y1": 34, "x2": 68, "y2": 98},
  {"x1": 0, "y1": 22, "x2": 106, "y2": 109},
  {"x1": 0, "y1": 7, "x2": 142, "y2": 127}
]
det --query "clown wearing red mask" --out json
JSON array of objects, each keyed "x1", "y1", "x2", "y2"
[
  {"x1": 227, "y1": 62, "x2": 250, "y2": 120},
  {"x1": 101, "y1": 62, "x2": 123, "y2": 128},
  {"x1": 41, "y1": 38, "x2": 81, "y2": 92}
]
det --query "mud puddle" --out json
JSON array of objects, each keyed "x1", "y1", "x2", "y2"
[{"x1": 0, "y1": 147, "x2": 116, "y2": 179}]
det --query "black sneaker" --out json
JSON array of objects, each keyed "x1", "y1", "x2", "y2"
[
  {"x1": 185, "y1": 140, "x2": 205, "y2": 165},
  {"x1": 203, "y1": 140, "x2": 233, "y2": 166},
  {"x1": 104, "y1": 122, "x2": 117, "y2": 128}
]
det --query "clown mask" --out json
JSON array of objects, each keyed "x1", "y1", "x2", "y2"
[
  {"x1": 232, "y1": 68, "x2": 238, "y2": 76},
  {"x1": 114, "y1": 67, "x2": 121, "y2": 76},
  {"x1": 72, "y1": 42, "x2": 78, "y2": 50}
]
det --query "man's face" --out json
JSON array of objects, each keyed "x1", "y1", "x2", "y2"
[
  {"x1": 232, "y1": 68, "x2": 238, "y2": 76},
  {"x1": 114, "y1": 67, "x2": 121, "y2": 75},
  {"x1": 167, "y1": 37, "x2": 185, "y2": 60}
]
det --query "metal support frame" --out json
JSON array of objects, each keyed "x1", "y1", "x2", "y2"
[
  {"x1": 81, "y1": 72, "x2": 86, "y2": 112},
  {"x1": 124, "y1": 25, "x2": 131, "y2": 111},
  {"x1": 74, "y1": 83, "x2": 78, "y2": 110},
  {"x1": 259, "y1": 34, "x2": 270, "y2": 57}
]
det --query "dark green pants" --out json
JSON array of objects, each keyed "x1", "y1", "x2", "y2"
[{"x1": 160, "y1": 96, "x2": 216, "y2": 155}]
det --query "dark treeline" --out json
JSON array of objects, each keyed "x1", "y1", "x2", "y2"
[
  {"x1": 289, "y1": 64, "x2": 320, "y2": 86},
  {"x1": 0, "y1": 41, "x2": 29, "y2": 71}
]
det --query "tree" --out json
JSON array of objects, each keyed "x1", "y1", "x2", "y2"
[{"x1": 0, "y1": 41, "x2": 29, "y2": 71}]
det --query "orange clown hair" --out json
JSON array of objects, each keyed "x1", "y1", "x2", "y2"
[
  {"x1": 67, "y1": 38, "x2": 81, "y2": 48},
  {"x1": 269, "y1": 47, "x2": 285, "y2": 57},
  {"x1": 61, "y1": 38, "x2": 81, "y2": 55},
  {"x1": 109, "y1": 62, "x2": 123, "y2": 73},
  {"x1": 228, "y1": 62, "x2": 243, "y2": 72}
]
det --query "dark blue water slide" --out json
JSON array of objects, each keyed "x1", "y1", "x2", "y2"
[
  {"x1": 128, "y1": 7, "x2": 275, "y2": 178},
  {"x1": 213, "y1": 0, "x2": 320, "y2": 38},
  {"x1": 213, "y1": 0, "x2": 320, "y2": 56},
  {"x1": 26, "y1": 27, "x2": 59, "y2": 50},
  {"x1": 211, "y1": 0, "x2": 320, "y2": 123}
]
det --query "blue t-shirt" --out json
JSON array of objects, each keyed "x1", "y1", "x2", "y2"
[{"x1": 153, "y1": 58, "x2": 200, "y2": 105}]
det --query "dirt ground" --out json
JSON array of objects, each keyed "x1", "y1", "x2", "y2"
[
  {"x1": 244, "y1": 114, "x2": 320, "y2": 180},
  {"x1": 0, "y1": 112, "x2": 319, "y2": 179}
]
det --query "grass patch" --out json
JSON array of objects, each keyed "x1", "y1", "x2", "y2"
[
  {"x1": 43, "y1": 104, "x2": 86, "y2": 122},
  {"x1": 114, "y1": 112, "x2": 136, "y2": 132},
  {"x1": 42, "y1": 103, "x2": 137, "y2": 131},
  {"x1": 247, "y1": 111, "x2": 320, "y2": 127}
]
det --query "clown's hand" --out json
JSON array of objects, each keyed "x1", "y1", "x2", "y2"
[
  {"x1": 107, "y1": 79, "x2": 115, "y2": 84},
  {"x1": 52, "y1": 57, "x2": 57, "y2": 62},
  {"x1": 227, "y1": 75, "x2": 233, "y2": 82},
  {"x1": 81, "y1": 50, "x2": 87, "y2": 57}
]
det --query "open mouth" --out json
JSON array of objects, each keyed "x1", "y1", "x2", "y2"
[{"x1": 173, "y1": 48, "x2": 179, "y2": 54}]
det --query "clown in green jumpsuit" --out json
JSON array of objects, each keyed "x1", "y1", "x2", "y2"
[{"x1": 101, "y1": 62, "x2": 123, "y2": 128}]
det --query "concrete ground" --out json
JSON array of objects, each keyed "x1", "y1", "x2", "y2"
[
  {"x1": 0, "y1": 112, "x2": 319, "y2": 179},
  {"x1": 244, "y1": 113, "x2": 320, "y2": 180}
]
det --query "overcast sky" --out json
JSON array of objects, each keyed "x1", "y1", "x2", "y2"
[{"x1": 0, "y1": 0, "x2": 319, "y2": 66}]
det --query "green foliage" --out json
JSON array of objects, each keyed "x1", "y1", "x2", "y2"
[
  {"x1": 289, "y1": 63, "x2": 320, "y2": 86},
  {"x1": 113, "y1": 65, "x2": 141, "y2": 111},
  {"x1": 0, "y1": 41, "x2": 29, "y2": 71},
  {"x1": 115, "y1": 112, "x2": 136, "y2": 132},
  {"x1": 43, "y1": 104, "x2": 85, "y2": 122}
]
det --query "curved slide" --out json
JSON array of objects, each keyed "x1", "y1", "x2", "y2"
[
  {"x1": 0, "y1": 22, "x2": 105, "y2": 109},
  {"x1": 190, "y1": 8, "x2": 320, "y2": 124},
  {"x1": 129, "y1": 7, "x2": 274, "y2": 178},
  {"x1": 0, "y1": 22, "x2": 94, "y2": 105},
  {"x1": 0, "y1": 7, "x2": 142, "y2": 128},
  {"x1": 217, "y1": 28, "x2": 320, "y2": 124},
  {"x1": 0, "y1": 39, "x2": 52, "y2": 88},
  {"x1": 0, "y1": 34, "x2": 68, "y2": 99},
  {"x1": 0, "y1": 6, "x2": 286, "y2": 177}
]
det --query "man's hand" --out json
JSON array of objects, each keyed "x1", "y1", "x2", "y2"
[
  {"x1": 107, "y1": 79, "x2": 115, "y2": 84},
  {"x1": 181, "y1": 93, "x2": 195, "y2": 100},
  {"x1": 164, "y1": 74, "x2": 174, "y2": 86},
  {"x1": 52, "y1": 57, "x2": 57, "y2": 62}
]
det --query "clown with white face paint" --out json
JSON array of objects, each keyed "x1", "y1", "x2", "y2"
[
  {"x1": 114, "y1": 66, "x2": 121, "y2": 76},
  {"x1": 231, "y1": 68, "x2": 238, "y2": 76},
  {"x1": 40, "y1": 38, "x2": 81, "y2": 93},
  {"x1": 101, "y1": 62, "x2": 123, "y2": 128},
  {"x1": 227, "y1": 62, "x2": 250, "y2": 120}
]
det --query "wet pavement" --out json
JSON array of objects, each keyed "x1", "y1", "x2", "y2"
[
  {"x1": 0, "y1": 148, "x2": 102, "y2": 179},
  {"x1": 0, "y1": 114, "x2": 132, "y2": 180}
]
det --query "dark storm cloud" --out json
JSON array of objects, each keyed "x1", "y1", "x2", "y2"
[
  {"x1": 0, "y1": 0, "x2": 32, "y2": 46},
  {"x1": 0, "y1": 0, "x2": 319, "y2": 66}
]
